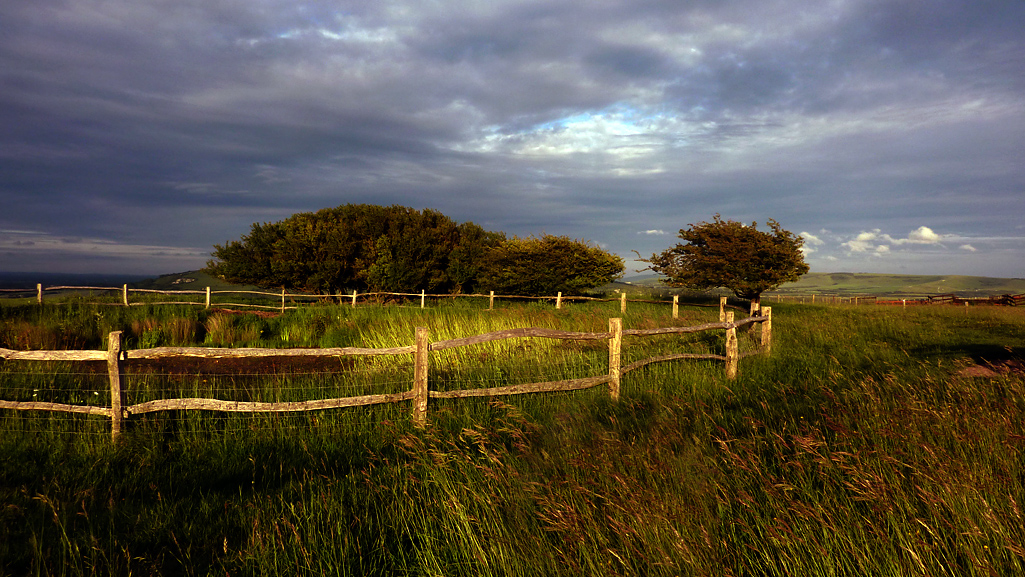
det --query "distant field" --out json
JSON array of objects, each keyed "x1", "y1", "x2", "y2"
[
  {"x1": 618, "y1": 272, "x2": 1025, "y2": 298},
  {"x1": 772, "y1": 272, "x2": 1025, "y2": 297},
  {"x1": 5, "y1": 270, "x2": 1024, "y2": 300},
  {"x1": 128, "y1": 269, "x2": 268, "y2": 292}
]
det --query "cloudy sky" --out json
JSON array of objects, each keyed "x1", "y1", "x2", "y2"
[{"x1": 2, "y1": 0, "x2": 1023, "y2": 278}]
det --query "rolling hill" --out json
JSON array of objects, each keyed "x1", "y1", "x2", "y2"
[{"x1": 618, "y1": 272, "x2": 1025, "y2": 298}]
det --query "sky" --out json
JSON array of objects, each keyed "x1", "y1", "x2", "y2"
[{"x1": 2, "y1": 0, "x2": 1024, "y2": 279}]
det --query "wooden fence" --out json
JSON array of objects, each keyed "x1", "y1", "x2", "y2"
[
  {"x1": 767, "y1": 293, "x2": 1024, "y2": 306},
  {"x1": 0, "y1": 310, "x2": 772, "y2": 443},
  {"x1": 1, "y1": 283, "x2": 754, "y2": 318},
  {"x1": 7, "y1": 283, "x2": 1021, "y2": 310}
]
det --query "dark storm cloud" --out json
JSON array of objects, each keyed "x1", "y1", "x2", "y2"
[{"x1": 1, "y1": 0, "x2": 1023, "y2": 275}]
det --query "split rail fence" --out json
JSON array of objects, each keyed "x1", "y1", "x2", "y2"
[
  {"x1": 0, "y1": 309, "x2": 771, "y2": 443},
  {"x1": 2, "y1": 283, "x2": 754, "y2": 317},
  {"x1": 767, "y1": 293, "x2": 1024, "y2": 306},
  {"x1": 7, "y1": 283, "x2": 1021, "y2": 310}
]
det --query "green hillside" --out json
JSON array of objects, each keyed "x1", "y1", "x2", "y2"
[
  {"x1": 129, "y1": 270, "x2": 269, "y2": 292},
  {"x1": 772, "y1": 273, "x2": 1025, "y2": 297},
  {"x1": 618, "y1": 272, "x2": 1025, "y2": 298}
]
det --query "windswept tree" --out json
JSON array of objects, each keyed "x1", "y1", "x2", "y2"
[
  {"x1": 641, "y1": 215, "x2": 808, "y2": 305},
  {"x1": 477, "y1": 235, "x2": 625, "y2": 296}
]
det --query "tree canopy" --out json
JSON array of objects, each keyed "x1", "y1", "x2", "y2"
[
  {"x1": 206, "y1": 204, "x2": 623, "y2": 296},
  {"x1": 207, "y1": 204, "x2": 501, "y2": 294},
  {"x1": 642, "y1": 215, "x2": 808, "y2": 304},
  {"x1": 477, "y1": 235, "x2": 625, "y2": 296}
]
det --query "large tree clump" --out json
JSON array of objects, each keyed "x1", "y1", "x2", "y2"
[
  {"x1": 643, "y1": 215, "x2": 808, "y2": 304},
  {"x1": 207, "y1": 204, "x2": 501, "y2": 294},
  {"x1": 477, "y1": 235, "x2": 624, "y2": 296},
  {"x1": 206, "y1": 205, "x2": 624, "y2": 296}
]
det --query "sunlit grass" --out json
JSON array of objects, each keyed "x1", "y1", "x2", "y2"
[{"x1": 1, "y1": 301, "x2": 1023, "y2": 575}]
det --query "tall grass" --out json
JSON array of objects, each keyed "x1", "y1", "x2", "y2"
[{"x1": 1, "y1": 301, "x2": 1023, "y2": 575}]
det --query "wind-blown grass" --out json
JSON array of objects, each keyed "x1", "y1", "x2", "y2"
[{"x1": 1, "y1": 301, "x2": 1023, "y2": 575}]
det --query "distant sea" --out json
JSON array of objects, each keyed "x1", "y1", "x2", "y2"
[{"x1": 0, "y1": 272, "x2": 152, "y2": 290}]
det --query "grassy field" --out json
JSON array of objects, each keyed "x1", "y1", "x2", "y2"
[
  {"x1": 617, "y1": 272, "x2": 1025, "y2": 298},
  {"x1": 128, "y1": 270, "x2": 268, "y2": 293},
  {"x1": 1, "y1": 298, "x2": 1024, "y2": 575},
  {"x1": 771, "y1": 272, "x2": 1025, "y2": 298}
]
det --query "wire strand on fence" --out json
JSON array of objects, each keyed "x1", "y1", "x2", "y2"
[{"x1": 2, "y1": 301, "x2": 772, "y2": 440}]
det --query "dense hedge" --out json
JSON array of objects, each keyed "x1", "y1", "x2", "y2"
[{"x1": 207, "y1": 204, "x2": 623, "y2": 296}]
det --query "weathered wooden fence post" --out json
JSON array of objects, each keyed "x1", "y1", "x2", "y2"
[
  {"x1": 673, "y1": 295, "x2": 679, "y2": 319},
  {"x1": 107, "y1": 331, "x2": 125, "y2": 443},
  {"x1": 719, "y1": 296, "x2": 727, "y2": 322},
  {"x1": 421, "y1": 290, "x2": 426, "y2": 309},
  {"x1": 281, "y1": 289, "x2": 286, "y2": 313},
  {"x1": 37, "y1": 283, "x2": 43, "y2": 305},
  {"x1": 122, "y1": 284, "x2": 129, "y2": 307},
  {"x1": 556, "y1": 292, "x2": 562, "y2": 309},
  {"x1": 205, "y1": 286, "x2": 211, "y2": 309},
  {"x1": 620, "y1": 292, "x2": 627, "y2": 313},
  {"x1": 608, "y1": 317, "x2": 622, "y2": 401},
  {"x1": 761, "y1": 306, "x2": 772, "y2": 354},
  {"x1": 724, "y1": 312, "x2": 738, "y2": 380},
  {"x1": 489, "y1": 291, "x2": 495, "y2": 310},
  {"x1": 351, "y1": 290, "x2": 358, "y2": 308},
  {"x1": 750, "y1": 300, "x2": 760, "y2": 316},
  {"x1": 413, "y1": 327, "x2": 429, "y2": 426}
]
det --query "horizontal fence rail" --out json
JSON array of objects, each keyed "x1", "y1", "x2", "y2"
[
  {"x1": 0, "y1": 310, "x2": 772, "y2": 443},
  {"x1": 766, "y1": 293, "x2": 1024, "y2": 306},
  {"x1": 5, "y1": 282, "x2": 1022, "y2": 310},
  {"x1": 4, "y1": 283, "x2": 760, "y2": 317}
]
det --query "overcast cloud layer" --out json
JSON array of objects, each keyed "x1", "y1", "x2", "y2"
[{"x1": 2, "y1": 0, "x2": 1024, "y2": 278}]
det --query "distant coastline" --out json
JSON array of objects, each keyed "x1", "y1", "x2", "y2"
[{"x1": 0, "y1": 272, "x2": 151, "y2": 290}]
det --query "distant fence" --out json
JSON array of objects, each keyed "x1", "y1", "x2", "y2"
[
  {"x1": 767, "y1": 293, "x2": 1024, "y2": 306},
  {"x1": 0, "y1": 310, "x2": 772, "y2": 443},
  {"x1": 0, "y1": 283, "x2": 755, "y2": 317}
]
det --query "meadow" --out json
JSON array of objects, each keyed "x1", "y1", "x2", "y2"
[{"x1": 1, "y1": 297, "x2": 1024, "y2": 576}]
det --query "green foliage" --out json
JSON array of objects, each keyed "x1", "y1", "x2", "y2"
[
  {"x1": 207, "y1": 204, "x2": 623, "y2": 297},
  {"x1": 477, "y1": 234, "x2": 625, "y2": 296},
  {"x1": 206, "y1": 204, "x2": 502, "y2": 294},
  {"x1": 644, "y1": 214, "x2": 809, "y2": 302}
]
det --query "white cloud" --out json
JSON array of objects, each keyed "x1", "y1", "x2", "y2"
[
  {"x1": 462, "y1": 106, "x2": 701, "y2": 175},
  {"x1": 899, "y1": 226, "x2": 943, "y2": 245},
  {"x1": 842, "y1": 226, "x2": 952, "y2": 256},
  {"x1": 960, "y1": 244, "x2": 977, "y2": 252},
  {"x1": 799, "y1": 231, "x2": 824, "y2": 254},
  {"x1": 799, "y1": 231, "x2": 824, "y2": 245},
  {"x1": 842, "y1": 229, "x2": 881, "y2": 253},
  {"x1": 639, "y1": 229, "x2": 667, "y2": 235}
]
